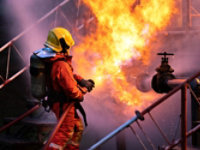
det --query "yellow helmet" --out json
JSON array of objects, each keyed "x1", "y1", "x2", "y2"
[{"x1": 44, "y1": 27, "x2": 75, "y2": 53}]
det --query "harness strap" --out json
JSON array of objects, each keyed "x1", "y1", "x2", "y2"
[{"x1": 75, "y1": 102, "x2": 88, "y2": 126}]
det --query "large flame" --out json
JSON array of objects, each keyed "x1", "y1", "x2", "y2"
[{"x1": 73, "y1": 0, "x2": 176, "y2": 108}]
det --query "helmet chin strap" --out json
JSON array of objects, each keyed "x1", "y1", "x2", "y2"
[{"x1": 59, "y1": 38, "x2": 70, "y2": 55}]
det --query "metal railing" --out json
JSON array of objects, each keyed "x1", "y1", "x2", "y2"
[
  {"x1": 0, "y1": 104, "x2": 41, "y2": 133},
  {"x1": 88, "y1": 71, "x2": 200, "y2": 150}
]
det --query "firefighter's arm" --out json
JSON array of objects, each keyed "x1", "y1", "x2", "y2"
[
  {"x1": 74, "y1": 74, "x2": 83, "y2": 82},
  {"x1": 74, "y1": 74, "x2": 95, "y2": 92},
  {"x1": 58, "y1": 62, "x2": 84, "y2": 101}
]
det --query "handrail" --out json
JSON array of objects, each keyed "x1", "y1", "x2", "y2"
[
  {"x1": 88, "y1": 71, "x2": 200, "y2": 150},
  {"x1": 88, "y1": 116, "x2": 138, "y2": 150},
  {"x1": 0, "y1": 104, "x2": 40, "y2": 133},
  {"x1": 88, "y1": 110, "x2": 144, "y2": 150}
]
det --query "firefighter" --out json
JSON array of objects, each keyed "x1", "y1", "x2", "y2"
[{"x1": 43, "y1": 27, "x2": 94, "y2": 150}]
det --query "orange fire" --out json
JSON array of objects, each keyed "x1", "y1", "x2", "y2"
[{"x1": 73, "y1": 0, "x2": 177, "y2": 108}]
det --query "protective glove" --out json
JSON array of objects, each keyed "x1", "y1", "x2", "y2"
[{"x1": 79, "y1": 79, "x2": 95, "y2": 92}]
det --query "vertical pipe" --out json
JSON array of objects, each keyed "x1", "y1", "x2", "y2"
[
  {"x1": 88, "y1": 116, "x2": 138, "y2": 150},
  {"x1": 182, "y1": 0, "x2": 190, "y2": 30},
  {"x1": 181, "y1": 84, "x2": 187, "y2": 150},
  {"x1": 186, "y1": 0, "x2": 191, "y2": 28}
]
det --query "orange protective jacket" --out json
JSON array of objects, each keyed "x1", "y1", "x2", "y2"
[
  {"x1": 47, "y1": 54, "x2": 86, "y2": 118},
  {"x1": 50, "y1": 55, "x2": 83, "y2": 100},
  {"x1": 47, "y1": 54, "x2": 85, "y2": 149}
]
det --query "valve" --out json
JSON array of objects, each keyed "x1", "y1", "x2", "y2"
[{"x1": 151, "y1": 52, "x2": 175, "y2": 93}]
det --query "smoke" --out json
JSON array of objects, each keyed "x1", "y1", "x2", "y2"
[
  {"x1": 149, "y1": 31, "x2": 200, "y2": 78},
  {"x1": 149, "y1": 0, "x2": 200, "y2": 77},
  {"x1": 171, "y1": 33, "x2": 200, "y2": 76},
  {"x1": 4, "y1": 0, "x2": 63, "y2": 63}
]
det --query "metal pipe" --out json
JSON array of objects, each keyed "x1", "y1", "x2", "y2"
[
  {"x1": 88, "y1": 71, "x2": 200, "y2": 150},
  {"x1": 136, "y1": 73, "x2": 151, "y2": 92},
  {"x1": 141, "y1": 71, "x2": 200, "y2": 115},
  {"x1": 88, "y1": 116, "x2": 138, "y2": 150},
  {"x1": 43, "y1": 102, "x2": 75, "y2": 150},
  {"x1": 181, "y1": 84, "x2": 187, "y2": 150},
  {"x1": 167, "y1": 79, "x2": 186, "y2": 88},
  {"x1": 0, "y1": 104, "x2": 40, "y2": 133}
]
